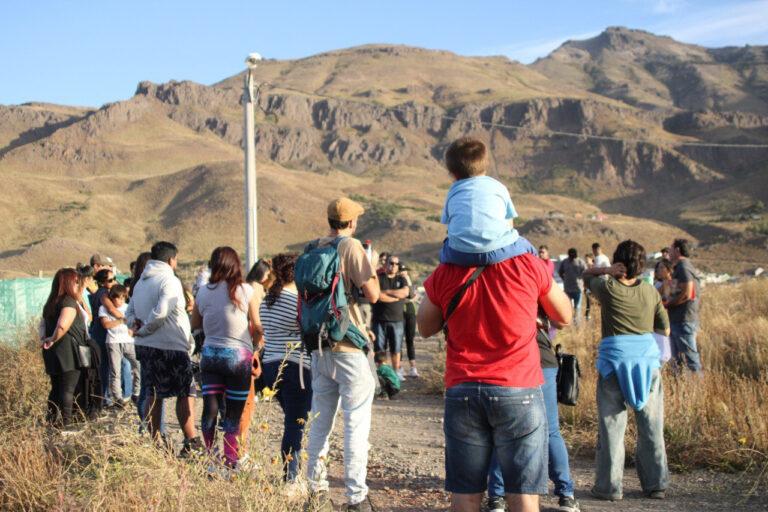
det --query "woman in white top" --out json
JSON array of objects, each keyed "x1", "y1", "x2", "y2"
[
  {"x1": 257, "y1": 253, "x2": 312, "y2": 481},
  {"x1": 191, "y1": 246, "x2": 261, "y2": 467}
]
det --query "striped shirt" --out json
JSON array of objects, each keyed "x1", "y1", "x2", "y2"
[{"x1": 260, "y1": 288, "x2": 308, "y2": 369}]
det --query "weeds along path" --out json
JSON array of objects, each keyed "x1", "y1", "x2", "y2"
[{"x1": 157, "y1": 336, "x2": 768, "y2": 511}]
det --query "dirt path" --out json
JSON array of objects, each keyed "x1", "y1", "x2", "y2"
[
  {"x1": 322, "y1": 338, "x2": 768, "y2": 511},
  {"x1": 161, "y1": 337, "x2": 767, "y2": 511}
]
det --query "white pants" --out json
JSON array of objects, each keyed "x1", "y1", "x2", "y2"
[{"x1": 306, "y1": 350, "x2": 375, "y2": 505}]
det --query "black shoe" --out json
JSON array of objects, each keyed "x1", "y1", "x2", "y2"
[
  {"x1": 486, "y1": 496, "x2": 506, "y2": 512},
  {"x1": 178, "y1": 436, "x2": 205, "y2": 459},
  {"x1": 344, "y1": 496, "x2": 373, "y2": 511},
  {"x1": 647, "y1": 490, "x2": 666, "y2": 499},
  {"x1": 558, "y1": 495, "x2": 580, "y2": 511}
]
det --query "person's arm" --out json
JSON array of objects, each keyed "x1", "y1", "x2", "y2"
[
  {"x1": 360, "y1": 275, "x2": 380, "y2": 304},
  {"x1": 137, "y1": 279, "x2": 178, "y2": 336},
  {"x1": 377, "y1": 292, "x2": 402, "y2": 303},
  {"x1": 100, "y1": 315, "x2": 123, "y2": 330},
  {"x1": 653, "y1": 295, "x2": 671, "y2": 336},
  {"x1": 558, "y1": 262, "x2": 565, "y2": 280},
  {"x1": 41, "y1": 306, "x2": 77, "y2": 349},
  {"x1": 100, "y1": 293, "x2": 124, "y2": 319},
  {"x1": 190, "y1": 303, "x2": 203, "y2": 331},
  {"x1": 583, "y1": 263, "x2": 626, "y2": 277},
  {"x1": 539, "y1": 283, "x2": 573, "y2": 326},
  {"x1": 417, "y1": 295, "x2": 444, "y2": 339},
  {"x1": 383, "y1": 286, "x2": 410, "y2": 299},
  {"x1": 126, "y1": 298, "x2": 138, "y2": 331},
  {"x1": 248, "y1": 291, "x2": 264, "y2": 349},
  {"x1": 667, "y1": 281, "x2": 694, "y2": 308}
]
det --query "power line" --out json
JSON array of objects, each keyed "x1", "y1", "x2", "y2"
[{"x1": 261, "y1": 83, "x2": 768, "y2": 150}]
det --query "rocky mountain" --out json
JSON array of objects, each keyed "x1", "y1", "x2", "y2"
[
  {"x1": 1, "y1": 29, "x2": 767, "y2": 276},
  {"x1": 532, "y1": 26, "x2": 768, "y2": 113}
]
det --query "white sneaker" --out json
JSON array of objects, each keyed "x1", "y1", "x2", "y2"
[
  {"x1": 408, "y1": 366, "x2": 420, "y2": 378},
  {"x1": 396, "y1": 368, "x2": 406, "y2": 380}
]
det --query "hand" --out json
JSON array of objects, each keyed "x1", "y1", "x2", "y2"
[
  {"x1": 606, "y1": 263, "x2": 627, "y2": 278},
  {"x1": 41, "y1": 337, "x2": 55, "y2": 350}
]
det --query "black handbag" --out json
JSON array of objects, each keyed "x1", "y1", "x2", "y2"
[
  {"x1": 555, "y1": 344, "x2": 580, "y2": 406},
  {"x1": 75, "y1": 343, "x2": 92, "y2": 369}
]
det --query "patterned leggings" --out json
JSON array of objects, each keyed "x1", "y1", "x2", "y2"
[{"x1": 200, "y1": 345, "x2": 253, "y2": 465}]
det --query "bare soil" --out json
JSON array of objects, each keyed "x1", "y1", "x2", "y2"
[{"x1": 158, "y1": 336, "x2": 767, "y2": 511}]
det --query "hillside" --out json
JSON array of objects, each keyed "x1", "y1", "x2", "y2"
[
  {"x1": 531, "y1": 26, "x2": 768, "y2": 113},
  {"x1": 1, "y1": 30, "x2": 767, "y2": 277}
]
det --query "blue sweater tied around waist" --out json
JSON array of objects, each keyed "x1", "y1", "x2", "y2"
[{"x1": 596, "y1": 333, "x2": 661, "y2": 411}]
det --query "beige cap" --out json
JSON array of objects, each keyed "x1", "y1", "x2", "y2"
[{"x1": 327, "y1": 198, "x2": 364, "y2": 222}]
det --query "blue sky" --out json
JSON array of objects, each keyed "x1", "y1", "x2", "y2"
[{"x1": 1, "y1": 0, "x2": 767, "y2": 107}]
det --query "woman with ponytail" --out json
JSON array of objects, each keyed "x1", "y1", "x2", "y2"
[
  {"x1": 191, "y1": 246, "x2": 262, "y2": 468},
  {"x1": 259, "y1": 253, "x2": 312, "y2": 482}
]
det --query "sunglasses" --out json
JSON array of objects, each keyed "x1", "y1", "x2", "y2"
[{"x1": 388, "y1": 262, "x2": 399, "y2": 266}]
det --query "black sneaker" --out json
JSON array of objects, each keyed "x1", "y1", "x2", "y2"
[
  {"x1": 178, "y1": 436, "x2": 205, "y2": 459},
  {"x1": 344, "y1": 496, "x2": 373, "y2": 512},
  {"x1": 558, "y1": 495, "x2": 580, "y2": 511},
  {"x1": 647, "y1": 490, "x2": 666, "y2": 499},
  {"x1": 486, "y1": 496, "x2": 506, "y2": 512}
]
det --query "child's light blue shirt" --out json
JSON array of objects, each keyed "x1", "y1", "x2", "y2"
[{"x1": 441, "y1": 176, "x2": 518, "y2": 253}]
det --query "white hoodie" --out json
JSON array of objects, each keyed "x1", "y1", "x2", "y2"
[{"x1": 126, "y1": 259, "x2": 191, "y2": 353}]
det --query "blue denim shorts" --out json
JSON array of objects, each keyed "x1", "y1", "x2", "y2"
[
  {"x1": 372, "y1": 321, "x2": 404, "y2": 354},
  {"x1": 444, "y1": 382, "x2": 548, "y2": 495}
]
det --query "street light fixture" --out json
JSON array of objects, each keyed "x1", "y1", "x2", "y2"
[{"x1": 244, "y1": 52, "x2": 261, "y2": 271}]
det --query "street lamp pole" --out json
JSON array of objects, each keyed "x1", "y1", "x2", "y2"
[{"x1": 244, "y1": 53, "x2": 261, "y2": 271}]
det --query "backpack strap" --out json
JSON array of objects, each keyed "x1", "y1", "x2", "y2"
[
  {"x1": 304, "y1": 238, "x2": 321, "y2": 254},
  {"x1": 444, "y1": 265, "x2": 486, "y2": 321},
  {"x1": 330, "y1": 235, "x2": 348, "y2": 248}
]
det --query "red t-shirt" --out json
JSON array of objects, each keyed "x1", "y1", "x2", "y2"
[{"x1": 424, "y1": 254, "x2": 552, "y2": 388}]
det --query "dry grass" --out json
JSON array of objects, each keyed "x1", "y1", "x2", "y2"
[
  {"x1": 0, "y1": 341, "x2": 311, "y2": 511},
  {"x1": 425, "y1": 278, "x2": 768, "y2": 473}
]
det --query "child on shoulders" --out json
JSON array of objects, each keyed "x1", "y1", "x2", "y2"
[{"x1": 440, "y1": 137, "x2": 536, "y2": 266}]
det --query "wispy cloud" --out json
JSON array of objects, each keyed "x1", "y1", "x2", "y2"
[
  {"x1": 652, "y1": 0, "x2": 768, "y2": 44},
  {"x1": 651, "y1": 0, "x2": 686, "y2": 14},
  {"x1": 479, "y1": 30, "x2": 601, "y2": 64}
]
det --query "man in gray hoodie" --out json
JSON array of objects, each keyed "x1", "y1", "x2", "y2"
[{"x1": 127, "y1": 241, "x2": 201, "y2": 453}]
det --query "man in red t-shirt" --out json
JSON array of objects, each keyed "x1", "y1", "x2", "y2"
[
  {"x1": 418, "y1": 254, "x2": 571, "y2": 512},
  {"x1": 539, "y1": 245, "x2": 555, "y2": 277}
]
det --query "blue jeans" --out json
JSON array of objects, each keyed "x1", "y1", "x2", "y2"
[
  {"x1": 565, "y1": 291, "x2": 582, "y2": 324},
  {"x1": 262, "y1": 360, "x2": 313, "y2": 480},
  {"x1": 444, "y1": 382, "x2": 547, "y2": 495},
  {"x1": 372, "y1": 321, "x2": 404, "y2": 354},
  {"x1": 439, "y1": 236, "x2": 538, "y2": 266},
  {"x1": 488, "y1": 367, "x2": 574, "y2": 498},
  {"x1": 669, "y1": 322, "x2": 702, "y2": 374}
]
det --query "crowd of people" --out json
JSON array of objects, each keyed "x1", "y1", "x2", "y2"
[{"x1": 39, "y1": 136, "x2": 704, "y2": 512}]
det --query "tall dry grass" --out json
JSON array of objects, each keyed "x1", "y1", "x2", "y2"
[
  {"x1": 425, "y1": 278, "x2": 768, "y2": 472},
  {"x1": 0, "y1": 340, "x2": 313, "y2": 511}
]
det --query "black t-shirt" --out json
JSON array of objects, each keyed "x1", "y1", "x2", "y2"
[
  {"x1": 536, "y1": 329, "x2": 559, "y2": 369},
  {"x1": 372, "y1": 273, "x2": 408, "y2": 323},
  {"x1": 43, "y1": 296, "x2": 86, "y2": 375}
]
